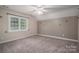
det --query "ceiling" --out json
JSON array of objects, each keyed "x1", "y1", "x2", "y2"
[{"x1": 0, "y1": 5, "x2": 79, "y2": 20}]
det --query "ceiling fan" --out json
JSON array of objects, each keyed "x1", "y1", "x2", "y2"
[{"x1": 30, "y1": 5, "x2": 61, "y2": 15}]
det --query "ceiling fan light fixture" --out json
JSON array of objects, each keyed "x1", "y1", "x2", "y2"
[
  {"x1": 37, "y1": 11, "x2": 43, "y2": 15},
  {"x1": 34, "y1": 10, "x2": 43, "y2": 15},
  {"x1": 31, "y1": 5, "x2": 48, "y2": 15}
]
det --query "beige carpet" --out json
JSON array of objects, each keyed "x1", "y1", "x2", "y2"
[{"x1": 0, "y1": 35, "x2": 78, "y2": 53}]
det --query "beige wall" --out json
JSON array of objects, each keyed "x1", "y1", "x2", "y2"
[
  {"x1": 78, "y1": 18, "x2": 79, "y2": 40},
  {"x1": 38, "y1": 16, "x2": 78, "y2": 40},
  {"x1": 0, "y1": 7, "x2": 78, "y2": 43},
  {"x1": 0, "y1": 8, "x2": 37, "y2": 43}
]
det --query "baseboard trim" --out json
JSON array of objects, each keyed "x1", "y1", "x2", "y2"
[
  {"x1": 0, "y1": 34, "x2": 37, "y2": 44},
  {"x1": 38, "y1": 34, "x2": 79, "y2": 42},
  {"x1": 0, "y1": 34, "x2": 78, "y2": 44}
]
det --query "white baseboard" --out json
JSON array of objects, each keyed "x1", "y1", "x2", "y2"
[
  {"x1": 38, "y1": 34, "x2": 79, "y2": 42},
  {"x1": 0, "y1": 34, "x2": 78, "y2": 44},
  {"x1": 0, "y1": 34, "x2": 37, "y2": 44}
]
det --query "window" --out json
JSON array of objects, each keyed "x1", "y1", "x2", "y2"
[
  {"x1": 20, "y1": 18, "x2": 27, "y2": 31},
  {"x1": 8, "y1": 15, "x2": 28, "y2": 32}
]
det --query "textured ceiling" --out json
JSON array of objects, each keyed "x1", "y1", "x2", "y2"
[{"x1": 0, "y1": 5, "x2": 79, "y2": 20}]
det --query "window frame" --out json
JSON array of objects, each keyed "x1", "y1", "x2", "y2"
[
  {"x1": 19, "y1": 17, "x2": 28, "y2": 31},
  {"x1": 8, "y1": 15, "x2": 29, "y2": 32}
]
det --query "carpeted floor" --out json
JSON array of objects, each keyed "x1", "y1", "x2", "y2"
[{"x1": 0, "y1": 35, "x2": 79, "y2": 53}]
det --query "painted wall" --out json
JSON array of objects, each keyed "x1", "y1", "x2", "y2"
[
  {"x1": 38, "y1": 16, "x2": 78, "y2": 40},
  {"x1": 78, "y1": 18, "x2": 79, "y2": 40},
  {"x1": 0, "y1": 8, "x2": 37, "y2": 43}
]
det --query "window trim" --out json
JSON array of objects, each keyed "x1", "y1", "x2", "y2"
[
  {"x1": 19, "y1": 17, "x2": 29, "y2": 31},
  {"x1": 8, "y1": 15, "x2": 29, "y2": 32}
]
